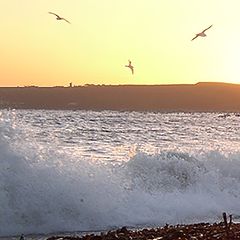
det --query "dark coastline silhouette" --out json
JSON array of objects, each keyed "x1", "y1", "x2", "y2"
[{"x1": 0, "y1": 82, "x2": 240, "y2": 112}]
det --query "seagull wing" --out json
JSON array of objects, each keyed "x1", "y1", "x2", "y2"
[
  {"x1": 191, "y1": 35, "x2": 198, "y2": 41},
  {"x1": 62, "y1": 18, "x2": 71, "y2": 24},
  {"x1": 131, "y1": 67, "x2": 134, "y2": 75},
  {"x1": 202, "y1": 25, "x2": 213, "y2": 33},
  {"x1": 48, "y1": 12, "x2": 60, "y2": 18}
]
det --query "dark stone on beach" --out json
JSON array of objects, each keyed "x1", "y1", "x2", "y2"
[{"x1": 117, "y1": 226, "x2": 128, "y2": 234}]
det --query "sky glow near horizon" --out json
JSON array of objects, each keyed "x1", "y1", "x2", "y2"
[{"x1": 1, "y1": 0, "x2": 240, "y2": 87}]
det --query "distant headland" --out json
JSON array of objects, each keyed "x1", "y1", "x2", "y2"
[{"x1": 0, "y1": 82, "x2": 240, "y2": 112}]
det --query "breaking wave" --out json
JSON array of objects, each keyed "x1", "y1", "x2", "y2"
[{"x1": 0, "y1": 111, "x2": 240, "y2": 236}]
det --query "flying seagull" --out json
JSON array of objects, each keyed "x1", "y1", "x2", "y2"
[
  {"x1": 48, "y1": 12, "x2": 71, "y2": 24},
  {"x1": 125, "y1": 60, "x2": 134, "y2": 74},
  {"x1": 191, "y1": 25, "x2": 213, "y2": 41}
]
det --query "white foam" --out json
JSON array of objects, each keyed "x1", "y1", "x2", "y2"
[{"x1": 1, "y1": 111, "x2": 240, "y2": 236}]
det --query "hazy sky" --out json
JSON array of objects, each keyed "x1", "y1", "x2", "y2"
[{"x1": 1, "y1": 0, "x2": 240, "y2": 87}]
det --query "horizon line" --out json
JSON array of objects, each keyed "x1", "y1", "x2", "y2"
[{"x1": 0, "y1": 81, "x2": 240, "y2": 88}]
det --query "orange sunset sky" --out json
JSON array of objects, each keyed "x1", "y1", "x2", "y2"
[{"x1": 1, "y1": 0, "x2": 240, "y2": 87}]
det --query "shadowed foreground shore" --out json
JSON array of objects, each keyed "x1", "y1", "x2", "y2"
[{"x1": 47, "y1": 214, "x2": 240, "y2": 240}]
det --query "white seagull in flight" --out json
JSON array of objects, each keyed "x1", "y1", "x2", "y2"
[
  {"x1": 191, "y1": 25, "x2": 213, "y2": 41},
  {"x1": 48, "y1": 12, "x2": 71, "y2": 24},
  {"x1": 125, "y1": 60, "x2": 134, "y2": 74}
]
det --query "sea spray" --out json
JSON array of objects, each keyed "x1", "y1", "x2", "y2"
[{"x1": 1, "y1": 110, "x2": 240, "y2": 236}]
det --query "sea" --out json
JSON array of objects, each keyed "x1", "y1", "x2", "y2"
[{"x1": 1, "y1": 110, "x2": 240, "y2": 239}]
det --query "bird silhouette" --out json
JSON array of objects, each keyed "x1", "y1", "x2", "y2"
[
  {"x1": 191, "y1": 25, "x2": 213, "y2": 41},
  {"x1": 125, "y1": 60, "x2": 134, "y2": 74},
  {"x1": 48, "y1": 12, "x2": 71, "y2": 24}
]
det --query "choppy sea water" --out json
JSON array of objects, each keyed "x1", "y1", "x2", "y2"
[{"x1": 1, "y1": 110, "x2": 240, "y2": 238}]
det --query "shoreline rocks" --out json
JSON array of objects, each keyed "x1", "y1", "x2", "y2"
[{"x1": 47, "y1": 221, "x2": 240, "y2": 240}]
